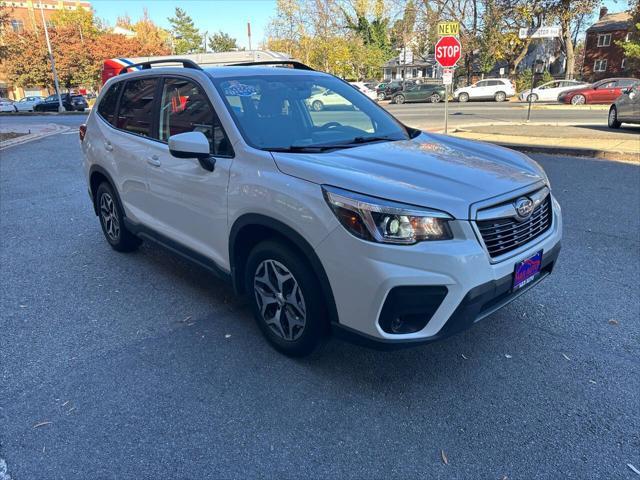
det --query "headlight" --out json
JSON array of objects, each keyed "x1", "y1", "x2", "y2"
[{"x1": 322, "y1": 186, "x2": 453, "y2": 244}]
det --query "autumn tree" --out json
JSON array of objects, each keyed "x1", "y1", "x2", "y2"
[
  {"x1": 168, "y1": 7, "x2": 202, "y2": 54},
  {"x1": 618, "y1": 0, "x2": 640, "y2": 72},
  {"x1": 131, "y1": 8, "x2": 170, "y2": 55},
  {"x1": 208, "y1": 31, "x2": 240, "y2": 52}
]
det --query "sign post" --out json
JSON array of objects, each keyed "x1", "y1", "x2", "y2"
[{"x1": 435, "y1": 35, "x2": 462, "y2": 134}]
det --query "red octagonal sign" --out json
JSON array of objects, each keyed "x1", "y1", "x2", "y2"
[{"x1": 435, "y1": 36, "x2": 462, "y2": 68}]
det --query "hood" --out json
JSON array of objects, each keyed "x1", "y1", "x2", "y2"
[{"x1": 271, "y1": 133, "x2": 545, "y2": 219}]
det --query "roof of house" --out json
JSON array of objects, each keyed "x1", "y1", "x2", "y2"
[{"x1": 587, "y1": 12, "x2": 632, "y2": 32}]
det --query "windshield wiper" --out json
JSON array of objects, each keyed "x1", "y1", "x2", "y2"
[
  {"x1": 265, "y1": 144, "x2": 356, "y2": 153},
  {"x1": 348, "y1": 135, "x2": 399, "y2": 144}
]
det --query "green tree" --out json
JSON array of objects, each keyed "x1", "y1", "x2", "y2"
[
  {"x1": 167, "y1": 7, "x2": 202, "y2": 54},
  {"x1": 208, "y1": 31, "x2": 240, "y2": 52},
  {"x1": 617, "y1": 1, "x2": 640, "y2": 72}
]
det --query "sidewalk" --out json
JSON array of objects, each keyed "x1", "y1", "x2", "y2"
[
  {"x1": 0, "y1": 123, "x2": 71, "y2": 150},
  {"x1": 445, "y1": 123, "x2": 639, "y2": 162}
]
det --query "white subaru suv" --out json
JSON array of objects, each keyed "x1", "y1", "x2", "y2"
[
  {"x1": 81, "y1": 59, "x2": 561, "y2": 356},
  {"x1": 453, "y1": 78, "x2": 516, "y2": 102}
]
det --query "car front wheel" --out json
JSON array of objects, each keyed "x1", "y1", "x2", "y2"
[
  {"x1": 430, "y1": 93, "x2": 441, "y2": 103},
  {"x1": 571, "y1": 94, "x2": 586, "y2": 105},
  {"x1": 608, "y1": 105, "x2": 621, "y2": 129},
  {"x1": 246, "y1": 241, "x2": 328, "y2": 357},
  {"x1": 311, "y1": 100, "x2": 324, "y2": 111},
  {"x1": 526, "y1": 93, "x2": 538, "y2": 102},
  {"x1": 394, "y1": 94, "x2": 405, "y2": 104},
  {"x1": 458, "y1": 92, "x2": 469, "y2": 102},
  {"x1": 377, "y1": 92, "x2": 385, "y2": 101}
]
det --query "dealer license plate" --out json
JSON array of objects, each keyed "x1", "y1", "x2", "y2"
[{"x1": 513, "y1": 250, "x2": 543, "y2": 291}]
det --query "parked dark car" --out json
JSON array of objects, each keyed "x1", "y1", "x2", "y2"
[
  {"x1": 383, "y1": 80, "x2": 409, "y2": 100},
  {"x1": 34, "y1": 93, "x2": 89, "y2": 112},
  {"x1": 608, "y1": 83, "x2": 640, "y2": 128},
  {"x1": 391, "y1": 83, "x2": 447, "y2": 104},
  {"x1": 559, "y1": 77, "x2": 639, "y2": 105}
]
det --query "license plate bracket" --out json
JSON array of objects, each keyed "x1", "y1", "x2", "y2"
[{"x1": 513, "y1": 250, "x2": 543, "y2": 291}]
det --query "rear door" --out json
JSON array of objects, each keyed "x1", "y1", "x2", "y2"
[
  {"x1": 144, "y1": 76, "x2": 234, "y2": 265},
  {"x1": 471, "y1": 80, "x2": 491, "y2": 99}
]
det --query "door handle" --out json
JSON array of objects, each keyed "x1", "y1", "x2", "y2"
[
  {"x1": 104, "y1": 142, "x2": 113, "y2": 152},
  {"x1": 146, "y1": 155, "x2": 161, "y2": 167}
]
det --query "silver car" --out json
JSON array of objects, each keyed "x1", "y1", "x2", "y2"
[{"x1": 608, "y1": 83, "x2": 640, "y2": 128}]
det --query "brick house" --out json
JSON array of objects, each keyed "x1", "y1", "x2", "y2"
[{"x1": 582, "y1": 7, "x2": 635, "y2": 81}]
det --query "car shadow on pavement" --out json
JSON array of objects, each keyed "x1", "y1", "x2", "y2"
[{"x1": 573, "y1": 124, "x2": 640, "y2": 135}]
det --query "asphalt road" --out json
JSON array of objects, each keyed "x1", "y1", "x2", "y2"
[
  {"x1": 1, "y1": 131, "x2": 638, "y2": 479},
  {"x1": 0, "y1": 101, "x2": 609, "y2": 132}
]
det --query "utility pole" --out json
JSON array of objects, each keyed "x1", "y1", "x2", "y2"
[{"x1": 40, "y1": 3, "x2": 64, "y2": 112}]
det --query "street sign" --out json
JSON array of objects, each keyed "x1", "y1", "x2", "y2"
[
  {"x1": 518, "y1": 26, "x2": 560, "y2": 39},
  {"x1": 442, "y1": 68, "x2": 453, "y2": 85},
  {"x1": 438, "y1": 22, "x2": 459, "y2": 36},
  {"x1": 435, "y1": 36, "x2": 462, "y2": 68}
]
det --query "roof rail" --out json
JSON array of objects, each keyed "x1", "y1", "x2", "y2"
[
  {"x1": 226, "y1": 60, "x2": 315, "y2": 71},
  {"x1": 118, "y1": 59, "x2": 202, "y2": 75}
]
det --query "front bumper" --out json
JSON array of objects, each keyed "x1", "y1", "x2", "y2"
[{"x1": 315, "y1": 195, "x2": 562, "y2": 346}]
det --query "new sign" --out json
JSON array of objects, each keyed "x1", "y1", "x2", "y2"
[
  {"x1": 435, "y1": 36, "x2": 462, "y2": 68},
  {"x1": 437, "y1": 22, "x2": 459, "y2": 36}
]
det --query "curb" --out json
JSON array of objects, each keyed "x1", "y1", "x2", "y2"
[
  {"x1": 491, "y1": 142, "x2": 638, "y2": 163},
  {"x1": 0, "y1": 110, "x2": 89, "y2": 117}
]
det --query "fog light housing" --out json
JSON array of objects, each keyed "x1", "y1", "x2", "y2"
[{"x1": 378, "y1": 286, "x2": 448, "y2": 334}]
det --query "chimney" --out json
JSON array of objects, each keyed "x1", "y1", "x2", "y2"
[{"x1": 599, "y1": 6, "x2": 608, "y2": 19}]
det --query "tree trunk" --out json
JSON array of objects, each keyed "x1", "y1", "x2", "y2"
[
  {"x1": 561, "y1": 8, "x2": 574, "y2": 79},
  {"x1": 510, "y1": 37, "x2": 532, "y2": 75}
]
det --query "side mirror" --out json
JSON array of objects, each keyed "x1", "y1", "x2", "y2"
[{"x1": 168, "y1": 131, "x2": 215, "y2": 172}]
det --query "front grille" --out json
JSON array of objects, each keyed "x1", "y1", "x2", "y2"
[{"x1": 477, "y1": 194, "x2": 552, "y2": 258}]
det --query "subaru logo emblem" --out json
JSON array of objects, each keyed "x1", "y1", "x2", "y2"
[{"x1": 515, "y1": 197, "x2": 534, "y2": 219}]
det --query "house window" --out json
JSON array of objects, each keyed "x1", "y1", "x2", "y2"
[
  {"x1": 10, "y1": 19, "x2": 24, "y2": 33},
  {"x1": 597, "y1": 33, "x2": 611, "y2": 47},
  {"x1": 594, "y1": 59, "x2": 607, "y2": 72}
]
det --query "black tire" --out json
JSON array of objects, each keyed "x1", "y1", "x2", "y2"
[
  {"x1": 608, "y1": 105, "x2": 621, "y2": 129},
  {"x1": 394, "y1": 94, "x2": 405, "y2": 104},
  {"x1": 245, "y1": 240, "x2": 328, "y2": 357},
  {"x1": 377, "y1": 92, "x2": 386, "y2": 101},
  {"x1": 494, "y1": 91, "x2": 506, "y2": 102},
  {"x1": 526, "y1": 93, "x2": 538, "y2": 103},
  {"x1": 96, "y1": 182, "x2": 141, "y2": 252},
  {"x1": 311, "y1": 100, "x2": 324, "y2": 111},
  {"x1": 430, "y1": 93, "x2": 441, "y2": 103},
  {"x1": 458, "y1": 92, "x2": 469, "y2": 102}
]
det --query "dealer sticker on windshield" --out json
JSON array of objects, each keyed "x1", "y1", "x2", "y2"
[{"x1": 513, "y1": 250, "x2": 543, "y2": 291}]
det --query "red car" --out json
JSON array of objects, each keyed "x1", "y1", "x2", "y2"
[{"x1": 559, "y1": 77, "x2": 639, "y2": 105}]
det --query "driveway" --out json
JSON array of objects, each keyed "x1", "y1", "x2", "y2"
[{"x1": 1, "y1": 133, "x2": 638, "y2": 479}]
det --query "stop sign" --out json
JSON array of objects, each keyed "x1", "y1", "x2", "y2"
[{"x1": 435, "y1": 36, "x2": 462, "y2": 68}]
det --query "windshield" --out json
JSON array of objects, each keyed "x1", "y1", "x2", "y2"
[{"x1": 212, "y1": 74, "x2": 411, "y2": 151}]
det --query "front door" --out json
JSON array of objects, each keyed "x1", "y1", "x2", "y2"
[{"x1": 144, "y1": 76, "x2": 234, "y2": 267}]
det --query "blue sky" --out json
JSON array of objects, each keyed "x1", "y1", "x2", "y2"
[
  {"x1": 91, "y1": 0, "x2": 630, "y2": 50},
  {"x1": 92, "y1": 0, "x2": 278, "y2": 49}
]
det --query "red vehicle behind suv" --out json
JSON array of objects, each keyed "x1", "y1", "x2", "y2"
[{"x1": 559, "y1": 77, "x2": 639, "y2": 105}]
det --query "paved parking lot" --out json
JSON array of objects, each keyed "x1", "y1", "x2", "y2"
[{"x1": 1, "y1": 131, "x2": 638, "y2": 479}]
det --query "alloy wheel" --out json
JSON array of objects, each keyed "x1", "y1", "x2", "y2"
[
  {"x1": 253, "y1": 259, "x2": 306, "y2": 341},
  {"x1": 430, "y1": 93, "x2": 441, "y2": 103},
  {"x1": 395, "y1": 94, "x2": 405, "y2": 104},
  {"x1": 99, "y1": 192, "x2": 120, "y2": 242},
  {"x1": 571, "y1": 95, "x2": 586, "y2": 105}
]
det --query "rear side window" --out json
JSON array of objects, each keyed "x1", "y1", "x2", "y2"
[
  {"x1": 117, "y1": 78, "x2": 158, "y2": 137},
  {"x1": 158, "y1": 78, "x2": 233, "y2": 157}
]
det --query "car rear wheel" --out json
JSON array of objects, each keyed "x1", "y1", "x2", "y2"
[
  {"x1": 571, "y1": 94, "x2": 586, "y2": 105},
  {"x1": 246, "y1": 241, "x2": 328, "y2": 357},
  {"x1": 394, "y1": 94, "x2": 405, "y2": 104},
  {"x1": 96, "y1": 182, "x2": 141, "y2": 252},
  {"x1": 458, "y1": 92, "x2": 469, "y2": 102},
  {"x1": 526, "y1": 93, "x2": 538, "y2": 102},
  {"x1": 430, "y1": 93, "x2": 441, "y2": 103},
  {"x1": 494, "y1": 91, "x2": 506, "y2": 102},
  {"x1": 608, "y1": 105, "x2": 621, "y2": 129},
  {"x1": 311, "y1": 100, "x2": 324, "y2": 111},
  {"x1": 377, "y1": 92, "x2": 386, "y2": 101}
]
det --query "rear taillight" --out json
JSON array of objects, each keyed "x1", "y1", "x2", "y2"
[{"x1": 79, "y1": 124, "x2": 87, "y2": 142}]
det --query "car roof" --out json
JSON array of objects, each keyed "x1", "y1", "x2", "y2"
[{"x1": 203, "y1": 66, "x2": 330, "y2": 79}]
